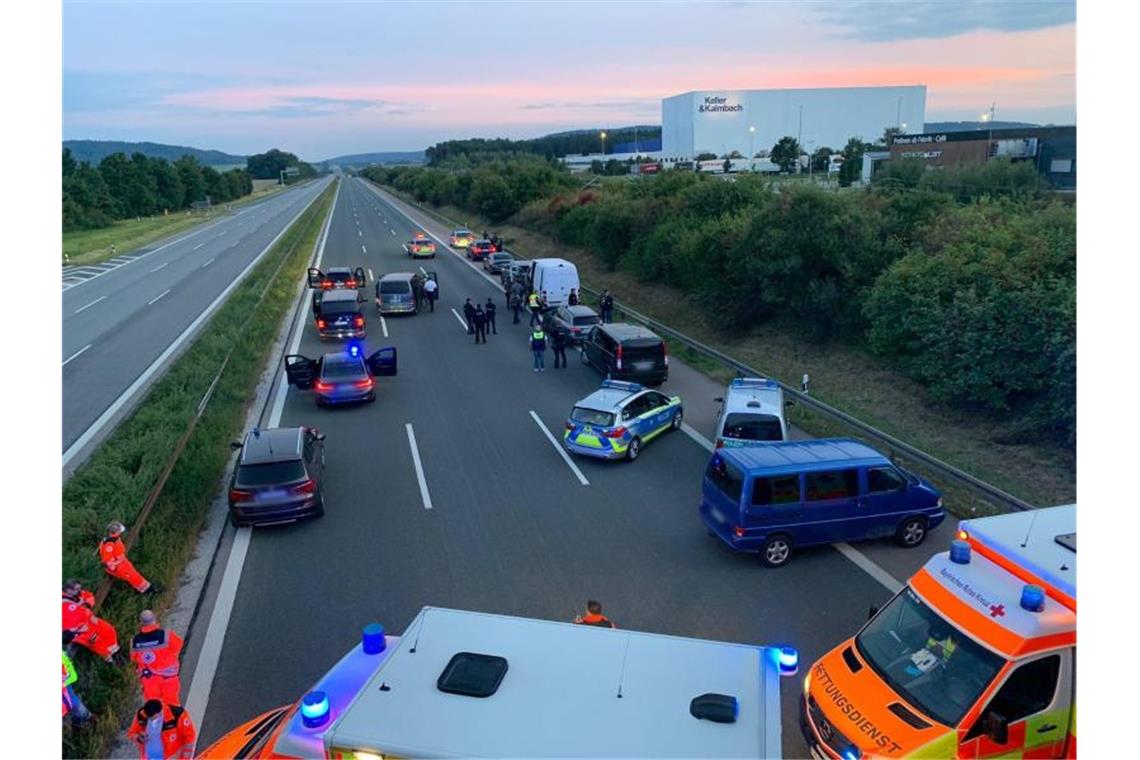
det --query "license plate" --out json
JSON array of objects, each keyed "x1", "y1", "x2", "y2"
[
  {"x1": 634, "y1": 361, "x2": 653, "y2": 370},
  {"x1": 335, "y1": 317, "x2": 349, "y2": 325},
  {"x1": 258, "y1": 488, "x2": 286, "y2": 501}
]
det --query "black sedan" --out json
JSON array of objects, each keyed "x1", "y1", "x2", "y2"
[{"x1": 285, "y1": 345, "x2": 397, "y2": 406}]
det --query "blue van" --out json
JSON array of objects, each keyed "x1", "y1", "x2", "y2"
[{"x1": 699, "y1": 439, "x2": 944, "y2": 567}]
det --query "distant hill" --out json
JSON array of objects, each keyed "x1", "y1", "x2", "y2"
[
  {"x1": 319, "y1": 151, "x2": 425, "y2": 168},
  {"x1": 540, "y1": 125, "x2": 659, "y2": 138},
  {"x1": 64, "y1": 140, "x2": 247, "y2": 167},
  {"x1": 923, "y1": 121, "x2": 1040, "y2": 133}
]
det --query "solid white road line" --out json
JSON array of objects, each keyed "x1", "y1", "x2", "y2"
[
  {"x1": 450, "y1": 308, "x2": 468, "y2": 331},
  {"x1": 148, "y1": 289, "x2": 171, "y2": 305},
  {"x1": 193, "y1": 243, "x2": 205, "y2": 250},
  {"x1": 202, "y1": 258, "x2": 214, "y2": 268},
  {"x1": 73, "y1": 295, "x2": 106, "y2": 314},
  {"x1": 405, "y1": 424, "x2": 433, "y2": 510},
  {"x1": 150, "y1": 262, "x2": 169, "y2": 273},
  {"x1": 62, "y1": 180, "x2": 330, "y2": 469},
  {"x1": 63, "y1": 344, "x2": 91, "y2": 367},
  {"x1": 380, "y1": 316, "x2": 388, "y2": 338},
  {"x1": 529, "y1": 410, "x2": 589, "y2": 486},
  {"x1": 185, "y1": 178, "x2": 339, "y2": 726}
]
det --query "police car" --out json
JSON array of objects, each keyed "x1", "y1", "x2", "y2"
[
  {"x1": 403, "y1": 236, "x2": 436, "y2": 258},
  {"x1": 713, "y1": 377, "x2": 789, "y2": 448},
  {"x1": 284, "y1": 343, "x2": 397, "y2": 406},
  {"x1": 564, "y1": 380, "x2": 683, "y2": 461}
]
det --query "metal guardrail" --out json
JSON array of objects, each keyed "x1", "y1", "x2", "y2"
[{"x1": 374, "y1": 181, "x2": 1037, "y2": 515}]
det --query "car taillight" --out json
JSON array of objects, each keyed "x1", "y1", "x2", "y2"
[
  {"x1": 615, "y1": 343, "x2": 623, "y2": 371},
  {"x1": 733, "y1": 526, "x2": 745, "y2": 538},
  {"x1": 317, "y1": 319, "x2": 327, "y2": 329},
  {"x1": 715, "y1": 438, "x2": 724, "y2": 449},
  {"x1": 321, "y1": 280, "x2": 332, "y2": 289},
  {"x1": 314, "y1": 380, "x2": 334, "y2": 392},
  {"x1": 354, "y1": 378, "x2": 373, "y2": 389},
  {"x1": 346, "y1": 280, "x2": 357, "y2": 288},
  {"x1": 605, "y1": 426, "x2": 626, "y2": 438},
  {"x1": 229, "y1": 488, "x2": 254, "y2": 503},
  {"x1": 353, "y1": 316, "x2": 365, "y2": 328},
  {"x1": 291, "y1": 479, "x2": 317, "y2": 496}
]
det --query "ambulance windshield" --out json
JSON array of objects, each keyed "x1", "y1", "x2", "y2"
[{"x1": 855, "y1": 588, "x2": 1004, "y2": 727}]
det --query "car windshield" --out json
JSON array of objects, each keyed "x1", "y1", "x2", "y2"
[
  {"x1": 855, "y1": 587, "x2": 1005, "y2": 727},
  {"x1": 236, "y1": 460, "x2": 305, "y2": 487},
  {"x1": 571, "y1": 407, "x2": 615, "y2": 427},
  {"x1": 380, "y1": 281, "x2": 411, "y2": 294},
  {"x1": 323, "y1": 358, "x2": 366, "y2": 378},
  {"x1": 723, "y1": 413, "x2": 783, "y2": 442},
  {"x1": 327, "y1": 271, "x2": 353, "y2": 282},
  {"x1": 454, "y1": 230, "x2": 470, "y2": 236},
  {"x1": 320, "y1": 300, "x2": 358, "y2": 316}
]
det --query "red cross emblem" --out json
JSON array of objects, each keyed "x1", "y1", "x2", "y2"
[{"x1": 989, "y1": 603, "x2": 1006, "y2": 618}]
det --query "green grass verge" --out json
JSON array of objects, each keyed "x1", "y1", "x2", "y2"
[
  {"x1": 63, "y1": 184, "x2": 289, "y2": 267},
  {"x1": 61, "y1": 181, "x2": 335, "y2": 759},
  {"x1": 374, "y1": 182, "x2": 1074, "y2": 517}
]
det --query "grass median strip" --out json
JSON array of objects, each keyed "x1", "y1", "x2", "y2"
[{"x1": 60, "y1": 181, "x2": 335, "y2": 759}]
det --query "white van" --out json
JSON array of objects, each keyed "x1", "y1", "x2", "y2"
[
  {"x1": 531, "y1": 258, "x2": 580, "y2": 306},
  {"x1": 713, "y1": 377, "x2": 789, "y2": 448}
]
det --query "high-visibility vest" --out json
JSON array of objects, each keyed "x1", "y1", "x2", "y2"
[
  {"x1": 528, "y1": 293, "x2": 539, "y2": 308},
  {"x1": 63, "y1": 652, "x2": 78, "y2": 687}
]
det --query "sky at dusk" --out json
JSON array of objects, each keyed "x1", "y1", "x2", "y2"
[{"x1": 63, "y1": 1, "x2": 1076, "y2": 160}]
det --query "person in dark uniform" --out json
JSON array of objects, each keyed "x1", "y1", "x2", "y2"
[
  {"x1": 411, "y1": 274, "x2": 425, "y2": 310},
  {"x1": 463, "y1": 298, "x2": 476, "y2": 334},
  {"x1": 568, "y1": 288, "x2": 579, "y2": 306},
  {"x1": 551, "y1": 326, "x2": 568, "y2": 369},
  {"x1": 473, "y1": 304, "x2": 487, "y2": 343},
  {"x1": 510, "y1": 290, "x2": 523, "y2": 324},
  {"x1": 485, "y1": 298, "x2": 497, "y2": 335},
  {"x1": 600, "y1": 290, "x2": 614, "y2": 323}
]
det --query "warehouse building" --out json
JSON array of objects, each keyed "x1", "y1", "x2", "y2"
[{"x1": 661, "y1": 85, "x2": 926, "y2": 159}]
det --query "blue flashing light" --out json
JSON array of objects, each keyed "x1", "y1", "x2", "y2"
[
  {"x1": 841, "y1": 747, "x2": 861, "y2": 760},
  {"x1": 601, "y1": 379, "x2": 642, "y2": 393},
  {"x1": 300, "y1": 690, "x2": 330, "y2": 729},
  {"x1": 731, "y1": 377, "x2": 776, "y2": 389},
  {"x1": 949, "y1": 540, "x2": 972, "y2": 565},
  {"x1": 778, "y1": 646, "x2": 799, "y2": 676},
  {"x1": 1020, "y1": 584, "x2": 1046, "y2": 613},
  {"x1": 347, "y1": 342, "x2": 362, "y2": 358},
  {"x1": 362, "y1": 623, "x2": 386, "y2": 655}
]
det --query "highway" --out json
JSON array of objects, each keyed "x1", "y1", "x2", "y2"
[
  {"x1": 61, "y1": 177, "x2": 333, "y2": 471},
  {"x1": 190, "y1": 175, "x2": 958, "y2": 756}
]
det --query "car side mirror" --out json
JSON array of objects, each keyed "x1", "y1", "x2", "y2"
[
  {"x1": 230, "y1": 441, "x2": 243, "y2": 451},
  {"x1": 867, "y1": 605, "x2": 879, "y2": 620},
  {"x1": 983, "y1": 712, "x2": 1009, "y2": 745}
]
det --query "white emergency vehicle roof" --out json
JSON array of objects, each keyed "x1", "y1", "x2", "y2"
[
  {"x1": 959, "y1": 504, "x2": 1075, "y2": 604},
  {"x1": 325, "y1": 607, "x2": 783, "y2": 758}
]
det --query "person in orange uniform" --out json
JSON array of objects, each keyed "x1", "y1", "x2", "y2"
[
  {"x1": 127, "y1": 699, "x2": 196, "y2": 760},
  {"x1": 573, "y1": 600, "x2": 616, "y2": 629},
  {"x1": 131, "y1": 610, "x2": 184, "y2": 705},
  {"x1": 99, "y1": 521, "x2": 153, "y2": 593},
  {"x1": 62, "y1": 579, "x2": 120, "y2": 663}
]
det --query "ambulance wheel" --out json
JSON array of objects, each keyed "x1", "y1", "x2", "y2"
[
  {"x1": 896, "y1": 516, "x2": 928, "y2": 548},
  {"x1": 760, "y1": 534, "x2": 793, "y2": 567},
  {"x1": 671, "y1": 409, "x2": 683, "y2": 431},
  {"x1": 626, "y1": 437, "x2": 642, "y2": 461}
]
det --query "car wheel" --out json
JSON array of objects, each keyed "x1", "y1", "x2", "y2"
[
  {"x1": 896, "y1": 516, "x2": 928, "y2": 548},
  {"x1": 626, "y1": 437, "x2": 642, "y2": 461},
  {"x1": 228, "y1": 512, "x2": 242, "y2": 528},
  {"x1": 368, "y1": 391, "x2": 376, "y2": 403},
  {"x1": 312, "y1": 493, "x2": 326, "y2": 519},
  {"x1": 671, "y1": 409, "x2": 683, "y2": 431},
  {"x1": 760, "y1": 534, "x2": 793, "y2": 568}
]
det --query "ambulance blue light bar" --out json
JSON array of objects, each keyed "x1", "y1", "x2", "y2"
[
  {"x1": 601, "y1": 380, "x2": 642, "y2": 392},
  {"x1": 362, "y1": 623, "x2": 386, "y2": 654},
  {"x1": 301, "y1": 691, "x2": 330, "y2": 728},
  {"x1": 1020, "y1": 585, "x2": 1046, "y2": 613},
  {"x1": 778, "y1": 646, "x2": 798, "y2": 676},
  {"x1": 949, "y1": 540, "x2": 971, "y2": 564}
]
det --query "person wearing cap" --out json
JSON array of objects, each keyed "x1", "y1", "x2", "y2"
[
  {"x1": 131, "y1": 610, "x2": 184, "y2": 705},
  {"x1": 99, "y1": 521, "x2": 154, "y2": 594},
  {"x1": 573, "y1": 600, "x2": 615, "y2": 628},
  {"x1": 62, "y1": 579, "x2": 121, "y2": 663},
  {"x1": 127, "y1": 699, "x2": 196, "y2": 760}
]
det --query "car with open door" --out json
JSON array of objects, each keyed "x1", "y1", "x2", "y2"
[
  {"x1": 284, "y1": 344, "x2": 397, "y2": 406},
  {"x1": 308, "y1": 266, "x2": 367, "y2": 291},
  {"x1": 227, "y1": 426, "x2": 326, "y2": 527},
  {"x1": 313, "y1": 289, "x2": 367, "y2": 340}
]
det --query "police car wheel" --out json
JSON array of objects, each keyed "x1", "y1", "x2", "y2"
[
  {"x1": 671, "y1": 409, "x2": 683, "y2": 430},
  {"x1": 896, "y1": 517, "x2": 927, "y2": 547},
  {"x1": 627, "y1": 437, "x2": 642, "y2": 461},
  {"x1": 760, "y1": 535, "x2": 793, "y2": 567}
]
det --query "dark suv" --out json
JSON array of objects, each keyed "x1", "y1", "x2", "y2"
[
  {"x1": 228, "y1": 427, "x2": 326, "y2": 527},
  {"x1": 580, "y1": 323, "x2": 669, "y2": 386}
]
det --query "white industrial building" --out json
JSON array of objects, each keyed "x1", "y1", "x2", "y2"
[{"x1": 661, "y1": 85, "x2": 926, "y2": 159}]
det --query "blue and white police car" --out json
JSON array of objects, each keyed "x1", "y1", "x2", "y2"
[{"x1": 563, "y1": 380, "x2": 683, "y2": 461}]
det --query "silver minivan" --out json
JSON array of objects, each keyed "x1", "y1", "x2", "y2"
[
  {"x1": 713, "y1": 377, "x2": 789, "y2": 448},
  {"x1": 375, "y1": 273, "x2": 417, "y2": 315}
]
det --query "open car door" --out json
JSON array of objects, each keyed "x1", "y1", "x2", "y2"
[
  {"x1": 307, "y1": 268, "x2": 325, "y2": 289},
  {"x1": 366, "y1": 347, "x2": 398, "y2": 377},
  {"x1": 310, "y1": 291, "x2": 323, "y2": 316},
  {"x1": 353, "y1": 267, "x2": 367, "y2": 289},
  {"x1": 284, "y1": 355, "x2": 319, "y2": 389}
]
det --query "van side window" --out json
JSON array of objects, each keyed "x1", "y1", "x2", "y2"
[
  {"x1": 706, "y1": 458, "x2": 743, "y2": 503},
  {"x1": 752, "y1": 475, "x2": 800, "y2": 506},
  {"x1": 966, "y1": 655, "x2": 1061, "y2": 739},
  {"x1": 805, "y1": 470, "x2": 859, "y2": 502},
  {"x1": 867, "y1": 467, "x2": 907, "y2": 494}
]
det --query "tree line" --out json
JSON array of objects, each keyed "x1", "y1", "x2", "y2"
[
  {"x1": 62, "y1": 149, "x2": 253, "y2": 230},
  {"x1": 424, "y1": 127, "x2": 662, "y2": 167},
  {"x1": 246, "y1": 148, "x2": 317, "y2": 181},
  {"x1": 367, "y1": 156, "x2": 1074, "y2": 446}
]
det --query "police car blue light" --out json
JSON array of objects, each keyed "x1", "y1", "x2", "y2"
[
  {"x1": 1020, "y1": 584, "x2": 1046, "y2": 612},
  {"x1": 347, "y1": 342, "x2": 362, "y2": 358},
  {"x1": 563, "y1": 381, "x2": 683, "y2": 462},
  {"x1": 301, "y1": 690, "x2": 330, "y2": 728},
  {"x1": 778, "y1": 646, "x2": 798, "y2": 676}
]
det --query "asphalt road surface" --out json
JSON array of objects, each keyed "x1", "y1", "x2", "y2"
[
  {"x1": 62, "y1": 178, "x2": 333, "y2": 470},
  {"x1": 193, "y1": 176, "x2": 958, "y2": 756}
]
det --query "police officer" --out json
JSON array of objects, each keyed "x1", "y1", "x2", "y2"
[
  {"x1": 600, "y1": 290, "x2": 615, "y2": 323},
  {"x1": 568, "y1": 288, "x2": 579, "y2": 306},
  {"x1": 574, "y1": 600, "x2": 615, "y2": 628},
  {"x1": 99, "y1": 521, "x2": 154, "y2": 594},
  {"x1": 473, "y1": 304, "x2": 488, "y2": 344},
  {"x1": 530, "y1": 326, "x2": 547, "y2": 372},
  {"x1": 551, "y1": 325, "x2": 568, "y2": 369},
  {"x1": 463, "y1": 298, "x2": 476, "y2": 334},
  {"x1": 131, "y1": 610, "x2": 184, "y2": 706},
  {"x1": 423, "y1": 276, "x2": 437, "y2": 311},
  {"x1": 510, "y1": 289, "x2": 523, "y2": 324},
  {"x1": 411, "y1": 274, "x2": 425, "y2": 310},
  {"x1": 527, "y1": 290, "x2": 541, "y2": 327},
  {"x1": 485, "y1": 297, "x2": 498, "y2": 335}
]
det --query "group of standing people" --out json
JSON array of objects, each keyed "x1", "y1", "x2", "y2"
[
  {"x1": 463, "y1": 297, "x2": 498, "y2": 343},
  {"x1": 411, "y1": 273, "x2": 438, "y2": 312},
  {"x1": 62, "y1": 520, "x2": 197, "y2": 758}
]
